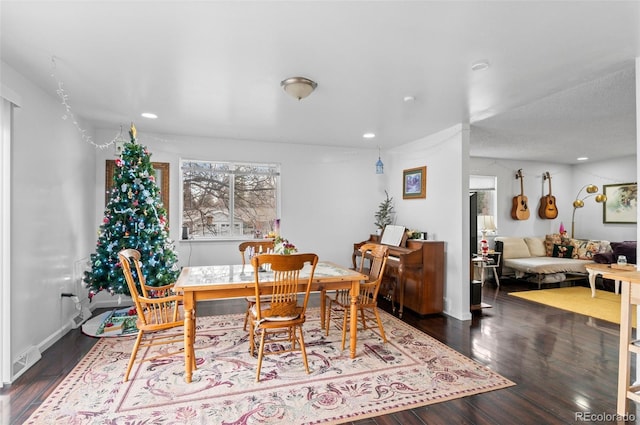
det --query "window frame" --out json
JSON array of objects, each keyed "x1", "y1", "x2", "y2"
[{"x1": 179, "y1": 158, "x2": 281, "y2": 241}]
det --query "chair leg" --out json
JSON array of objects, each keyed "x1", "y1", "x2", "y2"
[
  {"x1": 359, "y1": 307, "x2": 367, "y2": 329},
  {"x1": 124, "y1": 330, "x2": 144, "y2": 382},
  {"x1": 256, "y1": 330, "x2": 267, "y2": 382},
  {"x1": 243, "y1": 301, "x2": 252, "y2": 331},
  {"x1": 341, "y1": 308, "x2": 349, "y2": 351},
  {"x1": 325, "y1": 298, "x2": 333, "y2": 336},
  {"x1": 249, "y1": 320, "x2": 256, "y2": 356},
  {"x1": 297, "y1": 325, "x2": 310, "y2": 374},
  {"x1": 373, "y1": 307, "x2": 387, "y2": 343}
]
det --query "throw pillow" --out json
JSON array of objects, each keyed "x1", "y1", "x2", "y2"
[
  {"x1": 552, "y1": 244, "x2": 574, "y2": 258},
  {"x1": 524, "y1": 237, "x2": 547, "y2": 257},
  {"x1": 611, "y1": 241, "x2": 637, "y2": 264},
  {"x1": 545, "y1": 234, "x2": 562, "y2": 256},
  {"x1": 593, "y1": 252, "x2": 616, "y2": 264}
]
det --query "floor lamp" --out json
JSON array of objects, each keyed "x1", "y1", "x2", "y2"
[{"x1": 571, "y1": 185, "x2": 606, "y2": 238}]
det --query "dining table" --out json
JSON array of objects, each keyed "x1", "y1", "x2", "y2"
[{"x1": 173, "y1": 261, "x2": 368, "y2": 383}]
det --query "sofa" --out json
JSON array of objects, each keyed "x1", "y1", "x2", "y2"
[{"x1": 494, "y1": 235, "x2": 612, "y2": 288}]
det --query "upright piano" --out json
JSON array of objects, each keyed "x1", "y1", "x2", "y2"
[{"x1": 353, "y1": 228, "x2": 444, "y2": 317}]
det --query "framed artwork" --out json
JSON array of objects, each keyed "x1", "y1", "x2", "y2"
[
  {"x1": 105, "y1": 160, "x2": 170, "y2": 221},
  {"x1": 402, "y1": 166, "x2": 427, "y2": 199},
  {"x1": 603, "y1": 182, "x2": 637, "y2": 224}
]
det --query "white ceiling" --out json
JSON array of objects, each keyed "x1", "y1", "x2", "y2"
[{"x1": 1, "y1": 1, "x2": 639, "y2": 164}]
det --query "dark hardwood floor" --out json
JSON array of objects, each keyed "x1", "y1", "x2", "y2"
[{"x1": 3, "y1": 278, "x2": 635, "y2": 424}]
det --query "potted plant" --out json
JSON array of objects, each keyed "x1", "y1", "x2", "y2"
[{"x1": 374, "y1": 190, "x2": 394, "y2": 234}]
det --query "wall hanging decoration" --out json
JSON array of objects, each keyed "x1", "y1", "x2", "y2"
[
  {"x1": 603, "y1": 182, "x2": 637, "y2": 224},
  {"x1": 402, "y1": 166, "x2": 426, "y2": 199}
]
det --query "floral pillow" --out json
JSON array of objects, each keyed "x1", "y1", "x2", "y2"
[
  {"x1": 545, "y1": 233, "x2": 570, "y2": 256},
  {"x1": 570, "y1": 239, "x2": 611, "y2": 260}
]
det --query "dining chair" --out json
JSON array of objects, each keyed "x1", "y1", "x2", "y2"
[
  {"x1": 249, "y1": 252, "x2": 318, "y2": 382},
  {"x1": 324, "y1": 243, "x2": 390, "y2": 350},
  {"x1": 239, "y1": 240, "x2": 276, "y2": 331},
  {"x1": 118, "y1": 248, "x2": 194, "y2": 382}
]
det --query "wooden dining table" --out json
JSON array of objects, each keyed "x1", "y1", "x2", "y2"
[{"x1": 173, "y1": 261, "x2": 368, "y2": 383}]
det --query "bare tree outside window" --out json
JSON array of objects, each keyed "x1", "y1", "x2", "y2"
[{"x1": 181, "y1": 160, "x2": 280, "y2": 239}]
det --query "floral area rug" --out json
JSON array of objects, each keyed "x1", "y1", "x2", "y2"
[{"x1": 26, "y1": 308, "x2": 514, "y2": 424}]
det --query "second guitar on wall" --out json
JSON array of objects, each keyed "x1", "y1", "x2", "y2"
[{"x1": 539, "y1": 171, "x2": 558, "y2": 219}]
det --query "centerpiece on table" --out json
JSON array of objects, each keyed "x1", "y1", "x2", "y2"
[{"x1": 273, "y1": 236, "x2": 297, "y2": 255}]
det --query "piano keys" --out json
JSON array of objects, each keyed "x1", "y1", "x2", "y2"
[{"x1": 353, "y1": 234, "x2": 444, "y2": 317}]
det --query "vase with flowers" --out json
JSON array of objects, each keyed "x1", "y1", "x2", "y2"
[{"x1": 274, "y1": 236, "x2": 297, "y2": 255}]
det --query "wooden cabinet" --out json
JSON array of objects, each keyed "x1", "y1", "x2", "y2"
[{"x1": 401, "y1": 240, "x2": 444, "y2": 315}]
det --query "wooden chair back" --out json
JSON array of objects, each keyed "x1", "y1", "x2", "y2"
[
  {"x1": 357, "y1": 243, "x2": 390, "y2": 300},
  {"x1": 118, "y1": 248, "x2": 182, "y2": 330},
  {"x1": 239, "y1": 240, "x2": 275, "y2": 265},
  {"x1": 250, "y1": 253, "x2": 318, "y2": 320}
]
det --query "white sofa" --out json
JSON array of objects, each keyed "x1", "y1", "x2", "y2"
[{"x1": 494, "y1": 235, "x2": 611, "y2": 288}]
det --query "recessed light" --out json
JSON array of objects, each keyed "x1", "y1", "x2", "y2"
[
  {"x1": 471, "y1": 61, "x2": 490, "y2": 71},
  {"x1": 403, "y1": 96, "x2": 415, "y2": 103},
  {"x1": 363, "y1": 133, "x2": 376, "y2": 139},
  {"x1": 141, "y1": 112, "x2": 158, "y2": 119},
  {"x1": 576, "y1": 157, "x2": 589, "y2": 161}
]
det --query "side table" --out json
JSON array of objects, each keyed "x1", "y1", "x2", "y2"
[{"x1": 472, "y1": 252, "x2": 501, "y2": 288}]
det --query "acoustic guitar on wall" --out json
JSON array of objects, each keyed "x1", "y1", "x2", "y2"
[
  {"x1": 511, "y1": 169, "x2": 530, "y2": 220},
  {"x1": 538, "y1": 171, "x2": 558, "y2": 219}
]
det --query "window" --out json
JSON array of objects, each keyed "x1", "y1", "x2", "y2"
[{"x1": 181, "y1": 160, "x2": 280, "y2": 239}]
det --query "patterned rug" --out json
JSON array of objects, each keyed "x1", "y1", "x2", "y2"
[{"x1": 26, "y1": 308, "x2": 514, "y2": 424}]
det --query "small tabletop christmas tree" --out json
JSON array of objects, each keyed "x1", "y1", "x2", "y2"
[{"x1": 83, "y1": 124, "x2": 178, "y2": 297}]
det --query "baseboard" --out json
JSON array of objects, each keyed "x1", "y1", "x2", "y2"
[{"x1": 11, "y1": 345, "x2": 41, "y2": 382}]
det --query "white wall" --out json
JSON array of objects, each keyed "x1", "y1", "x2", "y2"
[
  {"x1": 93, "y1": 129, "x2": 380, "y2": 270},
  {"x1": 469, "y1": 156, "x2": 637, "y2": 243},
  {"x1": 2, "y1": 61, "x2": 96, "y2": 381},
  {"x1": 385, "y1": 124, "x2": 471, "y2": 320}
]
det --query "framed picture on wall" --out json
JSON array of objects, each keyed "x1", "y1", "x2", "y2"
[
  {"x1": 105, "y1": 160, "x2": 170, "y2": 221},
  {"x1": 402, "y1": 166, "x2": 427, "y2": 199},
  {"x1": 603, "y1": 182, "x2": 637, "y2": 224}
]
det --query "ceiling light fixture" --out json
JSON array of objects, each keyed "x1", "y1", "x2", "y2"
[
  {"x1": 471, "y1": 61, "x2": 490, "y2": 71},
  {"x1": 403, "y1": 96, "x2": 416, "y2": 103},
  {"x1": 576, "y1": 157, "x2": 589, "y2": 161},
  {"x1": 141, "y1": 112, "x2": 158, "y2": 119},
  {"x1": 363, "y1": 132, "x2": 376, "y2": 139},
  {"x1": 280, "y1": 77, "x2": 317, "y2": 100}
]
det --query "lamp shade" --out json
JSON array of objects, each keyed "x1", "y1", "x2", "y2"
[
  {"x1": 477, "y1": 215, "x2": 497, "y2": 231},
  {"x1": 281, "y1": 77, "x2": 317, "y2": 100}
]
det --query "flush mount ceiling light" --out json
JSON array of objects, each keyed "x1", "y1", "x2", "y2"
[
  {"x1": 281, "y1": 76, "x2": 317, "y2": 100},
  {"x1": 141, "y1": 112, "x2": 158, "y2": 119}
]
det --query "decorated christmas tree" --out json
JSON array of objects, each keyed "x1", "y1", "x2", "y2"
[{"x1": 83, "y1": 124, "x2": 178, "y2": 298}]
